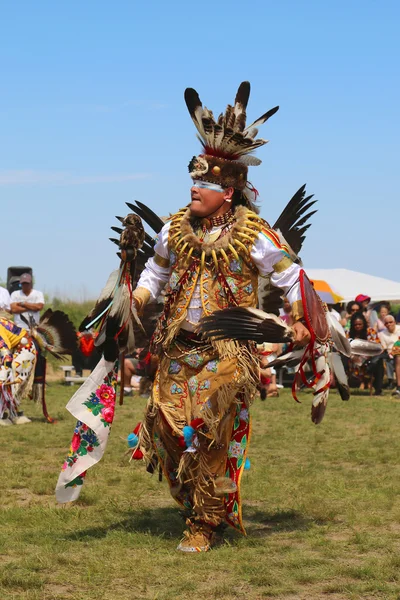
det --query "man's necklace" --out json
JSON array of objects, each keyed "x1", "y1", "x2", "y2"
[{"x1": 197, "y1": 209, "x2": 234, "y2": 243}]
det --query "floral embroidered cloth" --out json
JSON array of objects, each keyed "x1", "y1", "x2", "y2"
[{"x1": 55, "y1": 357, "x2": 117, "y2": 503}]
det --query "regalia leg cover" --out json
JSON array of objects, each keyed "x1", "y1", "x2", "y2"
[
  {"x1": 56, "y1": 357, "x2": 118, "y2": 503},
  {"x1": 139, "y1": 344, "x2": 257, "y2": 534},
  {"x1": 0, "y1": 339, "x2": 37, "y2": 419}
]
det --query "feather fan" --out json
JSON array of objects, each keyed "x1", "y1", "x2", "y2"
[{"x1": 199, "y1": 307, "x2": 295, "y2": 344}]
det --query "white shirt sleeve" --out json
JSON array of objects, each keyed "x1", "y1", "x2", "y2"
[
  {"x1": 251, "y1": 231, "x2": 302, "y2": 305},
  {"x1": 0, "y1": 288, "x2": 11, "y2": 310},
  {"x1": 35, "y1": 290, "x2": 45, "y2": 304},
  {"x1": 136, "y1": 222, "x2": 171, "y2": 301}
]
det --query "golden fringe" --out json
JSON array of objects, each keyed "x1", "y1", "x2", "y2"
[
  {"x1": 138, "y1": 396, "x2": 158, "y2": 466},
  {"x1": 202, "y1": 343, "x2": 258, "y2": 438},
  {"x1": 162, "y1": 309, "x2": 188, "y2": 348},
  {"x1": 30, "y1": 383, "x2": 43, "y2": 403},
  {"x1": 14, "y1": 365, "x2": 35, "y2": 403}
]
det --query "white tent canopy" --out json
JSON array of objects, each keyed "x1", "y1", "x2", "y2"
[{"x1": 306, "y1": 268, "x2": 400, "y2": 303}]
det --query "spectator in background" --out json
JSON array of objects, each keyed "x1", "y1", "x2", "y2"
[
  {"x1": 343, "y1": 301, "x2": 361, "y2": 332},
  {"x1": 10, "y1": 273, "x2": 44, "y2": 327},
  {"x1": 346, "y1": 312, "x2": 383, "y2": 396},
  {"x1": 0, "y1": 287, "x2": 11, "y2": 313},
  {"x1": 375, "y1": 302, "x2": 391, "y2": 333},
  {"x1": 355, "y1": 294, "x2": 372, "y2": 325},
  {"x1": 279, "y1": 297, "x2": 293, "y2": 326},
  {"x1": 378, "y1": 315, "x2": 400, "y2": 393}
]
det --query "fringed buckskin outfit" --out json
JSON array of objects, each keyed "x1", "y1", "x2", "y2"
[{"x1": 134, "y1": 205, "x2": 304, "y2": 534}]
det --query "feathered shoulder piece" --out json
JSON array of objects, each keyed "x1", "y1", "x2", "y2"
[{"x1": 185, "y1": 82, "x2": 279, "y2": 192}]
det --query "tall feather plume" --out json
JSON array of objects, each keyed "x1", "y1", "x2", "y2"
[
  {"x1": 81, "y1": 213, "x2": 146, "y2": 361},
  {"x1": 184, "y1": 82, "x2": 279, "y2": 160}
]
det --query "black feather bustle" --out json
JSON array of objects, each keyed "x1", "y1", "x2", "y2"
[{"x1": 38, "y1": 309, "x2": 77, "y2": 354}]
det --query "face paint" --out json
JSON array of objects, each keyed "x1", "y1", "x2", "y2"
[{"x1": 191, "y1": 179, "x2": 225, "y2": 193}]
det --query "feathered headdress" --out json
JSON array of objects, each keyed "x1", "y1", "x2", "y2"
[{"x1": 185, "y1": 81, "x2": 279, "y2": 197}]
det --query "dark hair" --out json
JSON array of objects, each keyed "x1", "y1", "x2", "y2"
[
  {"x1": 346, "y1": 301, "x2": 360, "y2": 313},
  {"x1": 231, "y1": 188, "x2": 248, "y2": 208},
  {"x1": 378, "y1": 301, "x2": 391, "y2": 312},
  {"x1": 349, "y1": 312, "x2": 368, "y2": 340}
]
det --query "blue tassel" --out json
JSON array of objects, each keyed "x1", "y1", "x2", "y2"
[
  {"x1": 182, "y1": 425, "x2": 195, "y2": 447},
  {"x1": 244, "y1": 458, "x2": 251, "y2": 470},
  {"x1": 127, "y1": 433, "x2": 139, "y2": 448}
]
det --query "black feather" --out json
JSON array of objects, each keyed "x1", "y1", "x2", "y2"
[
  {"x1": 184, "y1": 87, "x2": 203, "y2": 118},
  {"x1": 199, "y1": 308, "x2": 293, "y2": 343},
  {"x1": 273, "y1": 185, "x2": 318, "y2": 255},
  {"x1": 234, "y1": 81, "x2": 250, "y2": 110},
  {"x1": 126, "y1": 201, "x2": 164, "y2": 234}
]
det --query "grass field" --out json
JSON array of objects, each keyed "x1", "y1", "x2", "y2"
[{"x1": 1, "y1": 383, "x2": 400, "y2": 600}]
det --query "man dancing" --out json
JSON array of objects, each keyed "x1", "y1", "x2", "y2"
[{"x1": 131, "y1": 82, "x2": 312, "y2": 551}]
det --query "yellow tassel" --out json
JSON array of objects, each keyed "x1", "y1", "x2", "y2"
[
  {"x1": 201, "y1": 251, "x2": 206, "y2": 271},
  {"x1": 241, "y1": 226, "x2": 259, "y2": 236},
  {"x1": 176, "y1": 235, "x2": 188, "y2": 248},
  {"x1": 245, "y1": 220, "x2": 263, "y2": 231},
  {"x1": 228, "y1": 244, "x2": 239, "y2": 260},
  {"x1": 220, "y1": 248, "x2": 230, "y2": 267},
  {"x1": 170, "y1": 230, "x2": 182, "y2": 242},
  {"x1": 211, "y1": 249, "x2": 219, "y2": 270},
  {"x1": 178, "y1": 242, "x2": 188, "y2": 255},
  {"x1": 238, "y1": 232, "x2": 254, "y2": 243},
  {"x1": 187, "y1": 247, "x2": 194, "y2": 261},
  {"x1": 234, "y1": 239, "x2": 248, "y2": 253}
]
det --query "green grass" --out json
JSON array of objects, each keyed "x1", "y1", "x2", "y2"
[{"x1": 2, "y1": 384, "x2": 400, "y2": 599}]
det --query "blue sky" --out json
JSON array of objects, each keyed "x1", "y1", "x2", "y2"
[{"x1": 1, "y1": 0, "x2": 399, "y2": 299}]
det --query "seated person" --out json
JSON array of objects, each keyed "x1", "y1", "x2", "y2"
[
  {"x1": 378, "y1": 315, "x2": 400, "y2": 394},
  {"x1": 345, "y1": 312, "x2": 383, "y2": 396},
  {"x1": 375, "y1": 302, "x2": 391, "y2": 333}
]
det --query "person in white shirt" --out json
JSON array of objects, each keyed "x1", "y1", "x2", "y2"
[
  {"x1": 10, "y1": 273, "x2": 44, "y2": 327},
  {"x1": 0, "y1": 286, "x2": 11, "y2": 313},
  {"x1": 378, "y1": 316, "x2": 400, "y2": 393}
]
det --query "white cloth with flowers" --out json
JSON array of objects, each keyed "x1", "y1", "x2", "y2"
[{"x1": 55, "y1": 358, "x2": 117, "y2": 503}]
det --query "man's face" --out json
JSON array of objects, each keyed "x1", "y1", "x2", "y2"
[
  {"x1": 190, "y1": 184, "x2": 232, "y2": 218},
  {"x1": 384, "y1": 317, "x2": 396, "y2": 333},
  {"x1": 21, "y1": 282, "x2": 32, "y2": 295},
  {"x1": 362, "y1": 300, "x2": 370, "y2": 309}
]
